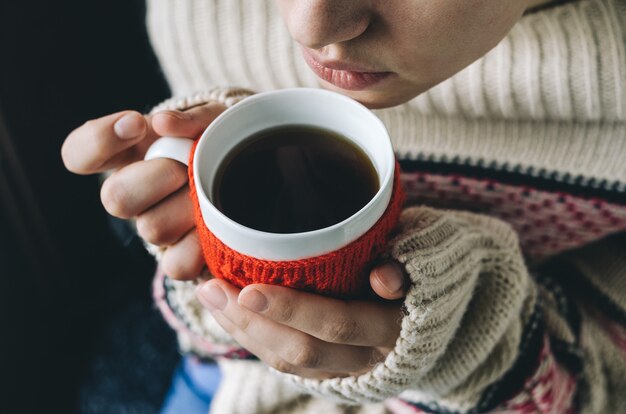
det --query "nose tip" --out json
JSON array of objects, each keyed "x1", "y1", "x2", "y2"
[{"x1": 287, "y1": 1, "x2": 370, "y2": 49}]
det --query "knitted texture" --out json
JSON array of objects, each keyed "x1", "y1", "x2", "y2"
[
  {"x1": 576, "y1": 310, "x2": 626, "y2": 414},
  {"x1": 492, "y1": 338, "x2": 577, "y2": 413},
  {"x1": 148, "y1": 87, "x2": 255, "y2": 114},
  {"x1": 155, "y1": 155, "x2": 626, "y2": 412},
  {"x1": 385, "y1": 337, "x2": 578, "y2": 414},
  {"x1": 565, "y1": 233, "x2": 626, "y2": 316},
  {"x1": 188, "y1": 139, "x2": 405, "y2": 298},
  {"x1": 286, "y1": 207, "x2": 535, "y2": 410},
  {"x1": 142, "y1": 0, "x2": 626, "y2": 411},
  {"x1": 147, "y1": 0, "x2": 626, "y2": 191},
  {"x1": 210, "y1": 359, "x2": 391, "y2": 414},
  {"x1": 400, "y1": 172, "x2": 626, "y2": 260}
]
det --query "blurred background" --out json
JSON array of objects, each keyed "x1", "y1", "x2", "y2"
[{"x1": 1, "y1": 1, "x2": 180, "y2": 412}]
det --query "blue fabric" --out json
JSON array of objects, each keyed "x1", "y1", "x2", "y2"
[{"x1": 160, "y1": 356, "x2": 222, "y2": 414}]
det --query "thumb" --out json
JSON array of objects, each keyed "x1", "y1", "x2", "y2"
[
  {"x1": 369, "y1": 262, "x2": 408, "y2": 300},
  {"x1": 151, "y1": 102, "x2": 227, "y2": 139}
]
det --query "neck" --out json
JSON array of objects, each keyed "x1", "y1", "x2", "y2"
[
  {"x1": 527, "y1": 0, "x2": 557, "y2": 7},
  {"x1": 525, "y1": 0, "x2": 574, "y2": 13}
]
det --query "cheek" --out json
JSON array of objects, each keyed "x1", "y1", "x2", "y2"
[{"x1": 384, "y1": 1, "x2": 525, "y2": 85}]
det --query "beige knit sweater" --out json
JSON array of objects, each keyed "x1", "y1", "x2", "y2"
[{"x1": 145, "y1": 1, "x2": 626, "y2": 413}]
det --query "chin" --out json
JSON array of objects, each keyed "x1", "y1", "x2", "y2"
[
  {"x1": 319, "y1": 81, "x2": 419, "y2": 109},
  {"x1": 352, "y1": 93, "x2": 413, "y2": 109}
]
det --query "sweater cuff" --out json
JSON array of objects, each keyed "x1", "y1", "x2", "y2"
[
  {"x1": 211, "y1": 359, "x2": 390, "y2": 414},
  {"x1": 285, "y1": 207, "x2": 535, "y2": 410},
  {"x1": 149, "y1": 87, "x2": 255, "y2": 114}
]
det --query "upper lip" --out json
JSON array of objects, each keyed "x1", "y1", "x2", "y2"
[{"x1": 302, "y1": 48, "x2": 388, "y2": 74}]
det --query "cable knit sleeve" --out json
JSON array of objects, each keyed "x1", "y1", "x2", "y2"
[
  {"x1": 154, "y1": 189, "x2": 626, "y2": 412},
  {"x1": 283, "y1": 207, "x2": 537, "y2": 411},
  {"x1": 283, "y1": 208, "x2": 626, "y2": 413},
  {"x1": 147, "y1": 87, "x2": 257, "y2": 359}
]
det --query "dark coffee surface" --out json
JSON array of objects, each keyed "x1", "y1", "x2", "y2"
[{"x1": 213, "y1": 125, "x2": 379, "y2": 233}]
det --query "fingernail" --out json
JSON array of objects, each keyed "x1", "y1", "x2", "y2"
[
  {"x1": 114, "y1": 112, "x2": 145, "y2": 139},
  {"x1": 238, "y1": 289, "x2": 268, "y2": 313},
  {"x1": 197, "y1": 283, "x2": 227, "y2": 311},
  {"x1": 375, "y1": 263, "x2": 404, "y2": 294}
]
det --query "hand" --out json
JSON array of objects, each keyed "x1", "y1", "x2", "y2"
[
  {"x1": 195, "y1": 262, "x2": 407, "y2": 379},
  {"x1": 61, "y1": 103, "x2": 226, "y2": 279}
]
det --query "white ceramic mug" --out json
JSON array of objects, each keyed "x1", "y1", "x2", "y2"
[{"x1": 145, "y1": 88, "x2": 395, "y2": 261}]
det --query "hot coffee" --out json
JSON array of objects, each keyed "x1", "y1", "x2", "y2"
[{"x1": 212, "y1": 125, "x2": 379, "y2": 234}]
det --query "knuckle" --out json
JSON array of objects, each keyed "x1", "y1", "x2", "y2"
[
  {"x1": 136, "y1": 215, "x2": 170, "y2": 245},
  {"x1": 163, "y1": 263, "x2": 186, "y2": 281},
  {"x1": 100, "y1": 176, "x2": 132, "y2": 218},
  {"x1": 204, "y1": 102, "x2": 227, "y2": 117},
  {"x1": 205, "y1": 101, "x2": 226, "y2": 111},
  {"x1": 162, "y1": 251, "x2": 191, "y2": 280},
  {"x1": 162, "y1": 238, "x2": 204, "y2": 280},
  {"x1": 322, "y1": 317, "x2": 359, "y2": 344},
  {"x1": 288, "y1": 341, "x2": 321, "y2": 369},
  {"x1": 270, "y1": 357, "x2": 297, "y2": 375},
  {"x1": 190, "y1": 102, "x2": 226, "y2": 120},
  {"x1": 237, "y1": 313, "x2": 252, "y2": 332},
  {"x1": 274, "y1": 298, "x2": 295, "y2": 323},
  {"x1": 160, "y1": 160, "x2": 188, "y2": 190}
]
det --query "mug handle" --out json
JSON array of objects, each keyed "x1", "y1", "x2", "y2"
[{"x1": 144, "y1": 136, "x2": 195, "y2": 166}]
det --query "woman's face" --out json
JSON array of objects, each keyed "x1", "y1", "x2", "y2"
[{"x1": 276, "y1": 0, "x2": 540, "y2": 108}]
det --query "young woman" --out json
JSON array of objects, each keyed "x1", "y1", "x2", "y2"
[{"x1": 62, "y1": 0, "x2": 626, "y2": 412}]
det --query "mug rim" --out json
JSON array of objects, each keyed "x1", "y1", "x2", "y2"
[{"x1": 193, "y1": 88, "x2": 395, "y2": 259}]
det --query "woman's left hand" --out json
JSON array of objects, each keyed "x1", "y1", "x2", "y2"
[{"x1": 195, "y1": 263, "x2": 407, "y2": 379}]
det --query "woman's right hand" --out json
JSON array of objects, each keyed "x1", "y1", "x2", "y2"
[{"x1": 61, "y1": 102, "x2": 227, "y2": 280}]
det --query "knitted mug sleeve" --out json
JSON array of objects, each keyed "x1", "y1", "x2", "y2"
[
  {"x1": 188, "y1": 143, "x2": 405, "y2": 298},
  {"x1": 283, "y1": 207, "x2": 536, "y2": 408}
]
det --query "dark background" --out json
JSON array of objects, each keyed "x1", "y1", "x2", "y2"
[{"x1": 1, "y1": 1, "x2": 179, "y2": 412}]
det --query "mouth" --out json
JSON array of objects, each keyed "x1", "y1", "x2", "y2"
[{"x1": 301, "y1": 48, "x2": 394, "y2": 91}]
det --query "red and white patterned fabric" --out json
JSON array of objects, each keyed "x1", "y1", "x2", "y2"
[
  {"x1": 492, "y1": 338, "x2": 577, "y2": 414},
  {"x1": 155, "y1": 168, "x2": 626, "y2": 413},
  {"x1": 597, "y1": 313, "x2": 626, "y2": 360},
  {"x1": 384, "y1": 337, "x2": 577, "y2": 414},
  {"x1": 401, "y1": 172, "x2": 626, "y2": 259}
]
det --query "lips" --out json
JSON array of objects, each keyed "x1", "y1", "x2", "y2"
[{"x1": 302, "y1": 48, "x2": 393, "y2": 91}]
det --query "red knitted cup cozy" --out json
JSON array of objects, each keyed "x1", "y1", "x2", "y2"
[{"x1": 188, "y1": 139, "x2": 405, "y2": 298}]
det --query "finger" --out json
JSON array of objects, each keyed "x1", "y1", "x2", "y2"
[
  {"x1": 151, "y1": 102, "x2": 227, "y2": 139},
  {"x1": 198, "y1": 279, "x2": 379, "y2": 375},
  {"x1": 370, "y1": 262, "x2": 408, "y2": 300},
  {"x1": 237, "y1": 284, "x2": 403, "y2": 348},
  {"x1": 100, "y1": 158, "x2": 188, "y2": 219},
  {"x1": 209, "y1": 310, "x2": 341, "y2": 380},
  {"x1": 135, "y1": 186, "x2": 195, "y2": 245},
  {"x1": 62, "y1": 111, "x2": 158, "y2": 174},
  {"x1": 161, "y1": 229, "x2": 205, "y2": 280}
]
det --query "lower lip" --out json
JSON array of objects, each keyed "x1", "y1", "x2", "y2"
[{"x1": 302, "y1": 51, "x2": 392, "y2": 91}]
